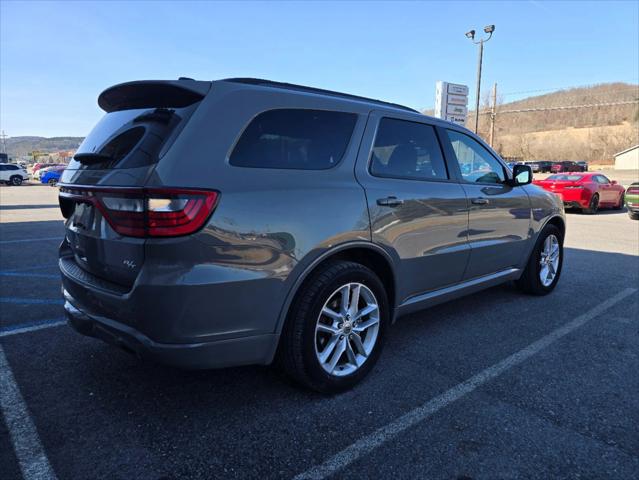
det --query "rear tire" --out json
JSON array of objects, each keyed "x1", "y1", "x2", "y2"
[
  {"x1": 48, "y1": 178, "x2": 58, "y2": 186},
  {"x1": 516, "y1": 224, "x2": 564, "y2": 296},
  {"x1": 583, "y1": 194, "x2": 599, "y2": 214},
  {"x1": 279, "y1": 261, "x2": 389, "y2": 393}
]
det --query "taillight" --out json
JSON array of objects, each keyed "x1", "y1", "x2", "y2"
[
  {"x1": 59, "y1": 186, "x2": 219, "y2": 238},
  {"x1": 628, "y1": 187, "x2": 639, "y2": 195}
]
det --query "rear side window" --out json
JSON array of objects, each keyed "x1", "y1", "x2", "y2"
[
  {"x1": 369, "y1": 118, "x2": 448, "y2": 181},
  {"x1": 229, "y1": 109, "x2": 357, "y2": 170}
]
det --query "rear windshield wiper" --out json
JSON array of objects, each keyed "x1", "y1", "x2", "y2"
[
  {"x1": 133, "y1": 108, "x2": 175, "y2": 124},
  {"x1": 73, "y1": 153, "x2": 113, "y2": 164}
]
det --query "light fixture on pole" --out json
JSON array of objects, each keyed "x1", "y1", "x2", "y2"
[{"x1": 466, "y1": 25, "x2": 495, "y2": 134}]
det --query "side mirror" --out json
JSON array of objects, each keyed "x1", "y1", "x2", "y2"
[
  {"x1": 611, "y1": 180, "x2": 618, "y2": 185},
  {"x1": 511, "y1": 164, "x2": 532, "y2": 186}
]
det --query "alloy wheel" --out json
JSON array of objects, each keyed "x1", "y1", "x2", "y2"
[
  {"x1": 314, "y1": 282, "x2": 380, "y2": 377},
  {"x1": 539, "y1": 234, "x2": 560, "y2": 287}
]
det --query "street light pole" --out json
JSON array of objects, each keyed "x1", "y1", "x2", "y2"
[{"x1": 466, "y1": 25, "x2": 495, "y2": 134}]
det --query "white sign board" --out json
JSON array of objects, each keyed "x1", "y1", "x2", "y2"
[{"x1": 434, "y1": 81, "x2": 469, "y2": 126}]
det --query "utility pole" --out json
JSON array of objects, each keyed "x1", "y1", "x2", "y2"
[
  {"x1": 0, "y1": 130, "x2": 7, "y2": 155},
  {"x1": 489, "y1": 83, "x2": 497, "y2": 147},
  {"x1": 474, "y1": 41, "x2": 484, "y2": 134},
  {"x1": 465, "y1": 25, "x2": 495, "y2": 135}
]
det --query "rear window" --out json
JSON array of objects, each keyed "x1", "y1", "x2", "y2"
[
  {"x1": 229, "y1": 109, "x2": 357, "y2": 170},
  {"x1": 68, "y1": 103, "x2": 199, "y2": 170},
  {"x1": 547, "y1": 174, "x2": 583, "y2": 181}
]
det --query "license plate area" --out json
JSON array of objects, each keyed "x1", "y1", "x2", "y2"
[{"x1": 72, "y1": 201, "x2": 95, "y2": 231}]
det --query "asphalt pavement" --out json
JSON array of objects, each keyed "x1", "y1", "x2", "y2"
[{"x1": 1, "y1": 183, "x2": 638, "y2": 480}]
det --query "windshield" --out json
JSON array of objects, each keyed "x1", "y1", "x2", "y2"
[{"x1": 68, "y1": 103, "x2": 198, "y2": 170}]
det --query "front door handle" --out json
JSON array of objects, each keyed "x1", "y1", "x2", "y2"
[
  {"x1": 377, "y1": 196, "x2": 404, "y2": 207},
  {"x1": 471, "y1": 197, "x2": 490, "y2": 205}
]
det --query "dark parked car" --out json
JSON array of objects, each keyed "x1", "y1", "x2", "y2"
[
  {"x1": 576, "y1": 161, "x2": 588, "y2": 171},
  {"x1": 551, "y1": 161, "x2": 585, "y2": 173},
  {"x1": 59, "y1": 78, "x2": 566, "y2": 392},
  {"x1": 529, "y1": 161, "x2": 554, "y2": 173}
]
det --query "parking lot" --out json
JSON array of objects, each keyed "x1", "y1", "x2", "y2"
[{"x1": 1, "y1": 179, "x2": 638, "y2": 479}]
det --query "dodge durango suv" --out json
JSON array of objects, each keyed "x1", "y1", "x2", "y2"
[{"x1": 60, "y1": 78, "x2": 566, "y2": 392}]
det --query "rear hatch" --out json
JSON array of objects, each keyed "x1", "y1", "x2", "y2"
[
  {"x1": 534, "y1": 174, "x2": 584, "y2": 191},
  {"x1": 59, "y1": 79, "x2": 211, "y2": 289}
]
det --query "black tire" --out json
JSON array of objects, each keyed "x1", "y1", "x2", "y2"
[
  {"x1": 48, "y1": 178, "x2": 58, "y2": 186},
  {"x1": 629, "y1": 211, "x2": 639, "y2": 220},
  {"x1": 516, "y1": 224, "x2": 564, "y2": 296},
  {"x1": 279, "y1": 261, "x2": 389, "y2": 393},
  {"x1": 583, "y1": 194, "x2": 599, "y2": 214},
  {"x1": 613, "y1": 192, "x2": 624, "y2": 210},
  {"x1": 10, "y1": 176, "x2": 22, "y2": 186}
]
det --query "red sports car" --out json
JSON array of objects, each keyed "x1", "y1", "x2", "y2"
[{"x1": 533, "y1": 172, "x2": 625, "y2": 214}]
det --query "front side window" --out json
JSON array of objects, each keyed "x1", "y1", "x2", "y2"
[
  {"x1": 446, "y1": 130, "x2": 505, "y2": 184},
  {"x1": 369, "y1": 118, "x2": 448, "y2": 181},
  {"x1": 230, "y1": 109, "x2": 357, "y2": 170}
]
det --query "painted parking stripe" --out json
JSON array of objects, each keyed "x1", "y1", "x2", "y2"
[
  {"x1": 3, "y1": 265, "x2": 58, "y2": 273},
  {"x1": 294, "y1": 287, "x2": 638, "y2": 480},
  {"x1": 0, "y1": 271, "x2": 59, "y2": 279},
  {"x1": 0, "y1": 344, "x2": 58, "y2": 480},
  {"x1": 0, "y1": 298, "x2": 64, "y2": 305},
  {"x1": 0, "y1": 236, "x2": 61, "y2": 245},
  {"x1": 0, "y1": 318, "x2": 67, "y2": 338}
]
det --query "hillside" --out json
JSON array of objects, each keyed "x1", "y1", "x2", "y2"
[
  {"x1": 4, "y1": 136, "x2": 83, "y2": 159},
  {"x1": 431, "y1": 82, "x2": 639, "y2": 163}
]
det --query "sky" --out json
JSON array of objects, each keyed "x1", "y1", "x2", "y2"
[{"x1": 1, "y1": 0, "x2": 638, "y2": 137}]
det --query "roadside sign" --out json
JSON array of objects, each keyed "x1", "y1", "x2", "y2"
[{"x1": 434, "y1": 81, "x2": 469, "y2": 126}]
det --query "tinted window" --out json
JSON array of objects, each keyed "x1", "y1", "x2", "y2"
[
  {"x1": 548, "y1": 174, "x2": 583, "y2": 181},
  {"x1": 594, "y1": 175, "x2": 610, "y2": 184},
  {"x1": 230, "y1": 109, "x2": 357, "y2": 170},
  {"x1": 446, "y1": 130, "x2": 505, "y2": 184},
  {"x1": 369, "y1": 118, "x2": 448, "y2": 180},
  {"x1": 70, "y1": 104, "x2": 198, "y2": 170},
  {"x1": 5, "y1": 164, "x2": 19, "y2": 170}
]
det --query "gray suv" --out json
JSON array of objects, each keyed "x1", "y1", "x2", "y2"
[{"x1": 60, "y1": 78, "x2": 565, "y2": 392}]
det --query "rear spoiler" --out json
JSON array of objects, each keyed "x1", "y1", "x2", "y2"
[{"x1": 98, "y1": 79, "x2": 212, "y2": 112}]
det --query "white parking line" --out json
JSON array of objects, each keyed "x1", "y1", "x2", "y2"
[
  {"x1": 0, "y1": 319, "x2": 67, "y2": 338},
  {"x1": 294, "y1": 287, "x2": 638, "y2": 480},
  {"x1": 0, "y1": 236, "x2": 61, "y2": 245},
  {"x1": 0, "y1": 344, "x2": 58, "y2": 480}
]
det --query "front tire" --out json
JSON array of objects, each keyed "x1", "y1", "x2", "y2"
[
  {"x1": 516, "y1": 224, "x2": 564, "y2": 295},
  {"x1": 47, "y1": 178, "x2": 58, "y2": 186},
  {"x1": 613, "y1": 192, "x2": 624, "y2": 210},
  {"x1": 279, "y1": 261, "x2": 389, "y2": 393},
  {"x1": 629, "y1": 211, "x2": 639, "y2": 220}
]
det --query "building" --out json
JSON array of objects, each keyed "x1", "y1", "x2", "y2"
[{"x1": 614, "y1": 145, "x2": 639, "y2": 170}]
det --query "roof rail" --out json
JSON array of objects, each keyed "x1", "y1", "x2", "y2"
[{"x1": 222, "y1": 78, "x2": 420, "y2": 113}]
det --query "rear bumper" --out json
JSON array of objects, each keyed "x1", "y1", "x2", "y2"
[{"x1": 64, "y1": 295, "x2": 279, "y2": 369}]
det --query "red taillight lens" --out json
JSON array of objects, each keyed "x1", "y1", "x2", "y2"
[
  {"x1": 628, "y1": 187, "x2": 639, "y2": 195},
  {"x1": 59, "y1": 186, "x2": 219, "y2": 238}
]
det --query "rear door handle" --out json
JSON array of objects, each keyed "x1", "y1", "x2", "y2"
[
  {"x1": 377, "y1": 196, "x2": 404, "y2": 207},
  {"x1": 471, "y1": 197, "x2": 489, "y2": 205}
]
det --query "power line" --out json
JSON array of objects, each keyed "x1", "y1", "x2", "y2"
[
  {"x1": 500, "y1": 83, "x2": 639, "y2": 97},
  {"x1": 476, "y1": 99, "x2": 639, "y2": 115}
]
